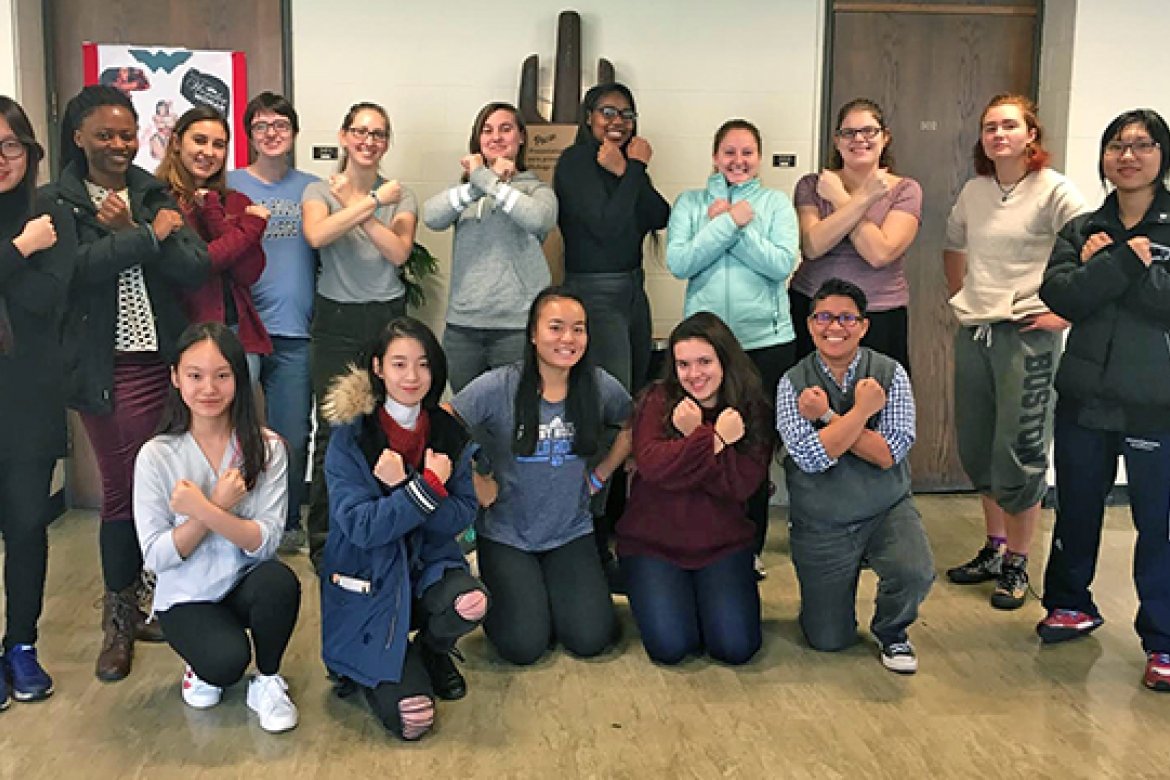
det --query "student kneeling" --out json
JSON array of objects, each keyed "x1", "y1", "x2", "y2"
[{"x1": 776, "y1": 278, "x2": 933, "y2": 673}]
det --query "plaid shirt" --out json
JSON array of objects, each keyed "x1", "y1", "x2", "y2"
[{"x1": 776, "y1": 351, "x2": 915, "y2": 474}]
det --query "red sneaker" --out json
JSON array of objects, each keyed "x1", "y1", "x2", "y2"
[
  {"x1": 1143, "y1": 653, "x2": 1170, "y2": 692},
  {"x1": 1035, "y1": 609, "x2": 1103, "y2": 644}
]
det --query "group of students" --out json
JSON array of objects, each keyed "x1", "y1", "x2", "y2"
[{"x1": 1, "y1": 75, "x2": 1168, "y2": 739}]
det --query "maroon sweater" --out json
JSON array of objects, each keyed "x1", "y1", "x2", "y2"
[{"x1": 615, "y1": 383, "x2": 768, "y2": 569}]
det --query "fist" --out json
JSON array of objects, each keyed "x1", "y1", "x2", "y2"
[
  {"x1": 860, "y1": 170, "x2": 890, "y2": 203},
  {"x1": 490, "y1": 156, "x2": 516, "y2": 182},
  {"x1": 424, "y1": 448, "x2": 452, "y2": 485},
  {"x1": 373, "y1": 449, "x2": 406, "y2": 487},
  {"x1": 1081, "y1": 232, "x2": 1113, "y2": 263},
  {"x1": 210, "y1": 468, "x2": 247, "y2": 511},
  {"x1": 97, "y1": 192, "x2": 135, "y2": 231},
  {"x1": 597, "y1": 142, "x2": 627, "y2": 176},
  {"x1": 169, "y1": 479, "x2": 207, "y2": 518},
  {"x1": 729, "y1": 200, "x2": 754, "y2": 227},
  {"x1": 1128, "y1": 236, "x2": 1153, "y2": 266},
  {"x1": 854, "y1": 377, "x2": 887, "y2": 417},
  {"x1": 797, "y1": 386, "x2": 830, "y2": 422},
  {"x1": 461, "y1": 153, "x2": 485, "y2": 173},
  {"x1": 626, "y1": 136, "x2": 652, "y2": 164},
  {"x1": 373, "y1": 179, "x2": 402, "y2": 207},
  {"x1": 816, "y1": 170, "x2": 849, "y2": 207},
  {"x1": 671, "y1": 396, "x2": 703, "y2": 436},
  {"x1": 151, "y1": 208, "x2": 184, "y2": 241},
  {"x1": 328, "y1": 173, "x2": 350, "y2": 202},
  {"x1": 14, "y1": 214, "x2": 57, "y2": 256},
  {"x1": 191, "y1": 188, "x2": 209, "y2": 207},
  {"x1": 715, "y1": 407, "x2": 746, "y2": 446},
  {"x1": 707, "y1": 199, "x2": 731, "y2": 220},
  {"x1": 244, "y1": 203, "x2": 271, "y2": 220}
]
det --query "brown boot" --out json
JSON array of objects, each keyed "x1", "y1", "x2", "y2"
[
  {"x1": 133, "y1": 573, "x2": 165, "y2": 643},
  {"x1": 95, "y1": 588, "x2": 136, "y2": 682}
]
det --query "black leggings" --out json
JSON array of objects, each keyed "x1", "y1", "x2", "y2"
[
  {"x1": 477, "y1": 534, "x2": 615, "y2": 665},
  {"x1": 0, "y1": 459, "x2": 54, "y2": 649},
  {"x1": 156, "y1": 559, "x2": 301, "y2": 687},
  {"x1": 362, "y1": 568, "x2": 487, "y2": 738}
]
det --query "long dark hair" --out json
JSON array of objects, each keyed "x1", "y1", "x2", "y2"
[
  {"x1": 828, "y1": 98, "x2": 896, "y2": 172},
  {"x1": 654, "y1": 312, "x2": 771, "y2": 452},
  {"x1": 367, "y1": 316, "x2": 447, "y2": 410},
  {"x1": 513, "y1": 287, "x2": 602, "y2": 458},
  {"x1": 58, "y1": 85, "x2": 138, "y2": 176},
  {"x1": 156, "y1": 322, "x2": 269, "y2": 489},
  {"x1": 1098, "y1": 108, "x2": 1170, "y2": 188},
  {"x1": 575, "y1": 82, "x2": 638, "y2": 146},
  {"x1": 154, "y1": 106, "x2": 230, "y2": 205},
  {"x1": 0, "y1": 96, "x2": 44, "y2": 212}
]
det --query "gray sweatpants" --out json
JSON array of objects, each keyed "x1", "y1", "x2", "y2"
[{"x1": 953, "y1": 322, "x2": 1059, "y2": 514}]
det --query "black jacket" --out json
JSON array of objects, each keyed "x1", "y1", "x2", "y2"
[
  {"x1": 1040, "y1": 185, "x2": 1170, "y2": 433},
  {"x1": 38, "y1": 163, "x2": 209, "y2": 415},
  {"x1": 0, "y1": 187, "x2": 74, "y2": 460},
  {"x1": 553, "y1": 139, "x2": 670, "y2": 275}
]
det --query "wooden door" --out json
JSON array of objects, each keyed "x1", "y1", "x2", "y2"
[
  {"x1": 829, "y1": 0, "x2": 1039, "y2": 490},
  {"x1": 44, "y1": 0, "x2": 286, "y2": 508}
]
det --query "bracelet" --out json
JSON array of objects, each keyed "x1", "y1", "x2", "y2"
[
  {"x1": 588, "y1": 470, "x2": 605, "y2": 491},
  {"x1": 818, "y1": 410, "x2": 836, "y2": 425}
]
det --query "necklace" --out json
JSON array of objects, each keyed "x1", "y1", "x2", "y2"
[{"x1": 995, "y1": 171, "x2": 1029, "y2": 202}]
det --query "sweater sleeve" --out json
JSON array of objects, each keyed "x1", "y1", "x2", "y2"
[
  {"x1": 727, "y1": 191, "x2": 799, "y2": 282},
  {"x1": 470, "y1": 167, "x2": 558, "y2": 238},
  {"x1": 241, "y1": 435, "x2": 289, "y2": 561},
  {"x1": 700, "y1": 439, "x2": 770, "y2": 502},
  {"x1": 665, "y1": 190, "x2": 739, "y2": 279},
  {"x1": 421, "y1": 180, "x2": 484, "y2": 231},
  {"x1": 631, "y1": 388, "x2": 721, "y2": 491},
  {"x1": 198, "y1": 190, "x2": 268, "y2": 277},
  {"x1": 133, "y1": 439, "x2": 186, "y2": 574}
]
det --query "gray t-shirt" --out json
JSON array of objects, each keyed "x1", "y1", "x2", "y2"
[
  {"x1": 451, "y1": 364, "x2": 632, "y2": 552},
  {"x1": 303, "y1": 180, "x2": 417, "y2": 303}
]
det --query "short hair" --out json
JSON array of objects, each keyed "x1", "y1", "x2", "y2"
[
  {"x1": 58, "y1": 85, "x2": 137, "y2": 176},
  {"x1": 811, "y1": 277, "x2": 868, "y2": 318},
  {"x1": 1098, "y1": 108, "x2": 1170, "y2": 187},
  {"x1": 242, "y1": 91, "x2": 300, "y2": 134},
  {"x1": 973, "y1": 94, "x2": 1051, "y2": 176}
]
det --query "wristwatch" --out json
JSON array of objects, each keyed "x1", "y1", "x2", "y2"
[{"x1": 818, "y1": 409, "x2": 836, "y2": 425}]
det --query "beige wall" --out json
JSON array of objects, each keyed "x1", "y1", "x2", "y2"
[{"x1": 289, "y1": 0, "x2": 827, "y2": 337}]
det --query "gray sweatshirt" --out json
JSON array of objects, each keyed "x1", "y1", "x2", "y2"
[{"x1": 423, "y1": 167, "x2": 556, "y2": 329}]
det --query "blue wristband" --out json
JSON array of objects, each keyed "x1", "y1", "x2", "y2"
[{"x1": 588, "y1": 470, "x2": 605, "y2": 491}]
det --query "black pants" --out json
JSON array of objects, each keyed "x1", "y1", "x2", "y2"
[
  {"x1": 156, "y1": 559, "x2": 301, "y2": 687},
  {"x1": 363, "y1": 568, "x2": 486, "y2": 737},
  {"x1": 745, "y1": 341, "x2": 795, "y2": 555},
  {"x1": 0, "y1": 458, "x2": 54, "y2": 649},
  {"x1": 790, "y1": 291, "x2": 911, "y2": 375},
  {"x1": 307, "y1": 295, "x2": 406, "y2": 568},
  {"x1": 477, "y1": 534, "x2": 615, "y2": 665}
]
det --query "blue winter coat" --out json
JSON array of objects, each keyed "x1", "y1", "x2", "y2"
[
  {"x1": 319, "y1": 368, "x2": 477, "y2": 687},
  {"x1": 667, "y1": 173, "x2": 799, "y2": 350}
]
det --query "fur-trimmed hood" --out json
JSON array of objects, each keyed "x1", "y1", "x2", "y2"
[{"x1": 320, "y1": 365, "x2": 377, "y2": 426}]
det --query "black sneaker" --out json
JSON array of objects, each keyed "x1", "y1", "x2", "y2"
[
  {"x1": 946, "y1": 545, "x2": 1003, "y2": 584},
  {"x1": 991, "y1": 560, "x2": 1029, "y2": 610}
]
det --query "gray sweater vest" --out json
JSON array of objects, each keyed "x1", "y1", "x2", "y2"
[{"x1": 783, "y1": 347, "x2": 911, "y2": 525}]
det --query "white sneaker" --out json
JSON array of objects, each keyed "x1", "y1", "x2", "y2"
[
  {"x1": 246, "y1": 673, "x2": 298, "y2": 733},
  {"x1": 880, "y1": 641, "x2": 918, "y2": 674},
  {"x1": 181, "y1": 666, "x2": 222, "y2": 709}
]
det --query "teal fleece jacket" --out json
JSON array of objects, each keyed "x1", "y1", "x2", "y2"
[{"x1": 667, "y1": 173, "x2": 798, "y2": 350}]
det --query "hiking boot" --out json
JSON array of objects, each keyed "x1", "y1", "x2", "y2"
[
  {"x1": 1036, "y1": 609, "x2": 1104, "y2": 644},
  {"x1": 134, "y1": 572, "x2": 165, "y2": 643},
  {"x1": 96, "y1": 588, "x2": 137, "y2": 681},
  {"x1": 990, "y1": 558, "x2": 1029, "y2": 610},
  {"x1": 946, "y1": 545, "x2": 1003, "y2": 584}
]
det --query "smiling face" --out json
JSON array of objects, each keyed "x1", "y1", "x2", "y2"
[
  {"x1": 75, "y1": 105, "x2": 139, "y2": 188},
  {"x1": 809, "y1": 294, "x2": 869, "y2": 365},
  {"x1": 713, "y1": 127, "x2": 760, "y2": 185},
  {"x1": 835, "y1": 109, "x2": 888, "y2": 171},
  {"x1": 172, "y1": 338, "x2": 236, "y2": 423},
  {"x1": 0, "y1": 115, "x2": 28, "y2": 194},
  {"x1": 980, "y1": 103, "x2": 1036, "y2": 166},
  {"x1": 1103, "y1": 121, "x2": 1163, "y2": 195},
  {"x1": 340, "y1": 108, "x2": 389, "y2": 170},
  {"x1": 531, "y1": 296, "x2": 588, "y2": 372},
  {"x1": 177, "y1": 119, "x2": 228, "y2": 187},
  {"x1": 673, "y1": 337, "x2": 724, "y2": 409},
  {"x1": 589, "y1": 91, "x2": 634, "y2": 146},
  {"x1": 373, "y1": 335, "x2": 431, "y2": 408},
  {"x1": 249, "y1": 109, "x2": 295, "y2": 161},
  {"x1": 479, "y1": 108, "x2": 524, "y2": 165}
]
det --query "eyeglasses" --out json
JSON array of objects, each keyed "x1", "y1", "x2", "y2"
[
  {"x1": 595, "y1": 105, "x2": 637, "y2": 122},
  {"x1": 251, "y1": 119, "x2": 293, "y2": 137},
  {"x1": 810, "y1": 311, "x2": 864, "y2": 328},
  {"x1": 346, "y1": 127, "x2": 390, "y2": 144},
  {"x1": 836, "y1": 126, "x2": 882, "y2": 141},
  {"x1": 0, "y1": 138, "x2": 27, "y2": 161},
  {"x1": 1104, "y1": 139, "x2": 1160, "y2": 157}
]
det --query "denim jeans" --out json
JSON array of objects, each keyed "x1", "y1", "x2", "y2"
[
  {"x1": 620, "y1": 547, "x2": 761, "y2": 665},
  {"x1": 789, "y1": 495, "x2": 934, "y2": 650},
  {"x1": 258, "y1": 337, "x2": 312, "y2": 531},
  {"x1": 442, "y1": 324, "x2": 526, "y2": 394},
  {"x1": 1043, "y1": 404, "x2": 1170, "y2": 653}
]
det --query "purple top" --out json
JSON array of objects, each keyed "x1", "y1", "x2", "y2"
[{"x1": 791, "y1": 173, "x2": 922, "y2": 311}]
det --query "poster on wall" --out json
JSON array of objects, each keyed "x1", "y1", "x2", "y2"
[{"x1": 82, "y1": 43, "x2": 248, "y2": 172}]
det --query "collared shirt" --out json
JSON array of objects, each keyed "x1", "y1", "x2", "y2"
[{"x1": 776, "y1": 351, "x2": 915, "y2": 473}]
